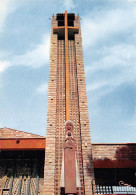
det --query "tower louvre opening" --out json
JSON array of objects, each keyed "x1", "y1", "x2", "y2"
[
  {"x1": 68, "y1": 13, "x2": 75, "y2": 26},
  {"x1": 56, "y1": 13, "x2": 75, "y2": 27},
  {"x1": 56, "y1": 13, "x2": 64, "y2": 26}
]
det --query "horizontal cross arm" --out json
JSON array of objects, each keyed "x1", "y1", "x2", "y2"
[
  {"x1": 68, "y1": 26, "x2": 79, "y2": 30},
  {"x1": 53, "y1": 26, "x2": 65, "y2": 30}
]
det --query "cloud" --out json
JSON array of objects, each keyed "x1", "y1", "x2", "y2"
[
  {"x1": 0, "y1": 60, "x2": 11, "y2": 72},
  {"x1": 86, "y1": 43, "x2": 136, "y2": 98},
  {"x1": 0, "y1": 34, "x2": 50, "y2": 72},
  {"x1": 12, "y1": 35, "x2": 50, "y2": 68},
  {"x1": 0, "y1": 0, "x2": 18, "y2": 33},
  {"x1": 87, "y1": 81, "x2": 107, "y2": 92},
  {"x1": 36, "y1": 82, "x2": 48, "y2": 94},
  {"x1": 62, "y1": 0, "x2": 76, "y2": 10},
  {"x1": 86, "y1": 44, "x2": 136, "y2": 73},
  {"x1": 83, "y1": 6, "x2": 136, "y2": 100},
  {"x1": 82, "y1": 8, "x2": 136, "y2": 48}
]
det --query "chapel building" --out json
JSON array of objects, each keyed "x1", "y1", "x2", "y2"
[{"x1": 0, "y1": 12, "x2": 135, "y2": 195}]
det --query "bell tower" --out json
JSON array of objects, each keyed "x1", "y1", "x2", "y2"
[{"x1": 44, "y1": 11, "x2": 94, "y2": 195}]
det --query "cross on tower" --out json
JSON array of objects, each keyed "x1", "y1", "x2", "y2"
[{"x1": 53, "y1": 11, "x2": 79, "y2": 121}]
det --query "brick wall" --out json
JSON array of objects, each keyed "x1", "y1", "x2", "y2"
[
  {"x1": 92, "y1": 143, "x2": 136, "y2": 168},
  {"x1": 44, "y1": 16, "x2": 58, "y2": 195},
  {"x1": 75, "y1": 16, "x2": 94, "y2": 195},
  {"x1": 92, "y1": 143, "x2": 136, "y2": 160}
]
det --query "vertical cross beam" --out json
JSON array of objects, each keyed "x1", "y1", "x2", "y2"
[
  {"x1": 65, "y1": 11, "x2": 70, "y2": 121},
  {"x1": 53, "y1": 12, "x2": 79, "y2": 121}
]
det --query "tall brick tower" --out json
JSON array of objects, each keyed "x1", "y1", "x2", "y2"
[{"x1": 44, "y1": 11, "x2": 94, "y2": 195}]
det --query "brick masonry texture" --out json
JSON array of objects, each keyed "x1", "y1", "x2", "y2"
[
  {"x1": 74, "y1": 16, "x2": 94, "y2": 195},
  {"x1": 44, "y1": 14, "x2": 94, "y2": 195},
  {"x1": 92, "y1": 143, "x2": 136, "y2": 161},
  {"x1": 44, "y1": 16, "x2": 58, "y2": 195}
]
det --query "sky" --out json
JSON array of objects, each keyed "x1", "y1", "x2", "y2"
[{"x1": 0, "y1": 0, "x2": 136, "y2": 143}]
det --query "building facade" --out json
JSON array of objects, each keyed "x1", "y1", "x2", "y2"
[{"x1": 0, "y1": 129, "x2": 135, "y2": 194}]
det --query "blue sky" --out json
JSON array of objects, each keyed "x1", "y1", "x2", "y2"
[{"x1": 0, "y1": 0, "x2": 136, "y2": 143}]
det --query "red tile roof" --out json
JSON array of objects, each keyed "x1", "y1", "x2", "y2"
[{"x1": 0, "y1": 127, "x2": 45, "y2": 139}]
